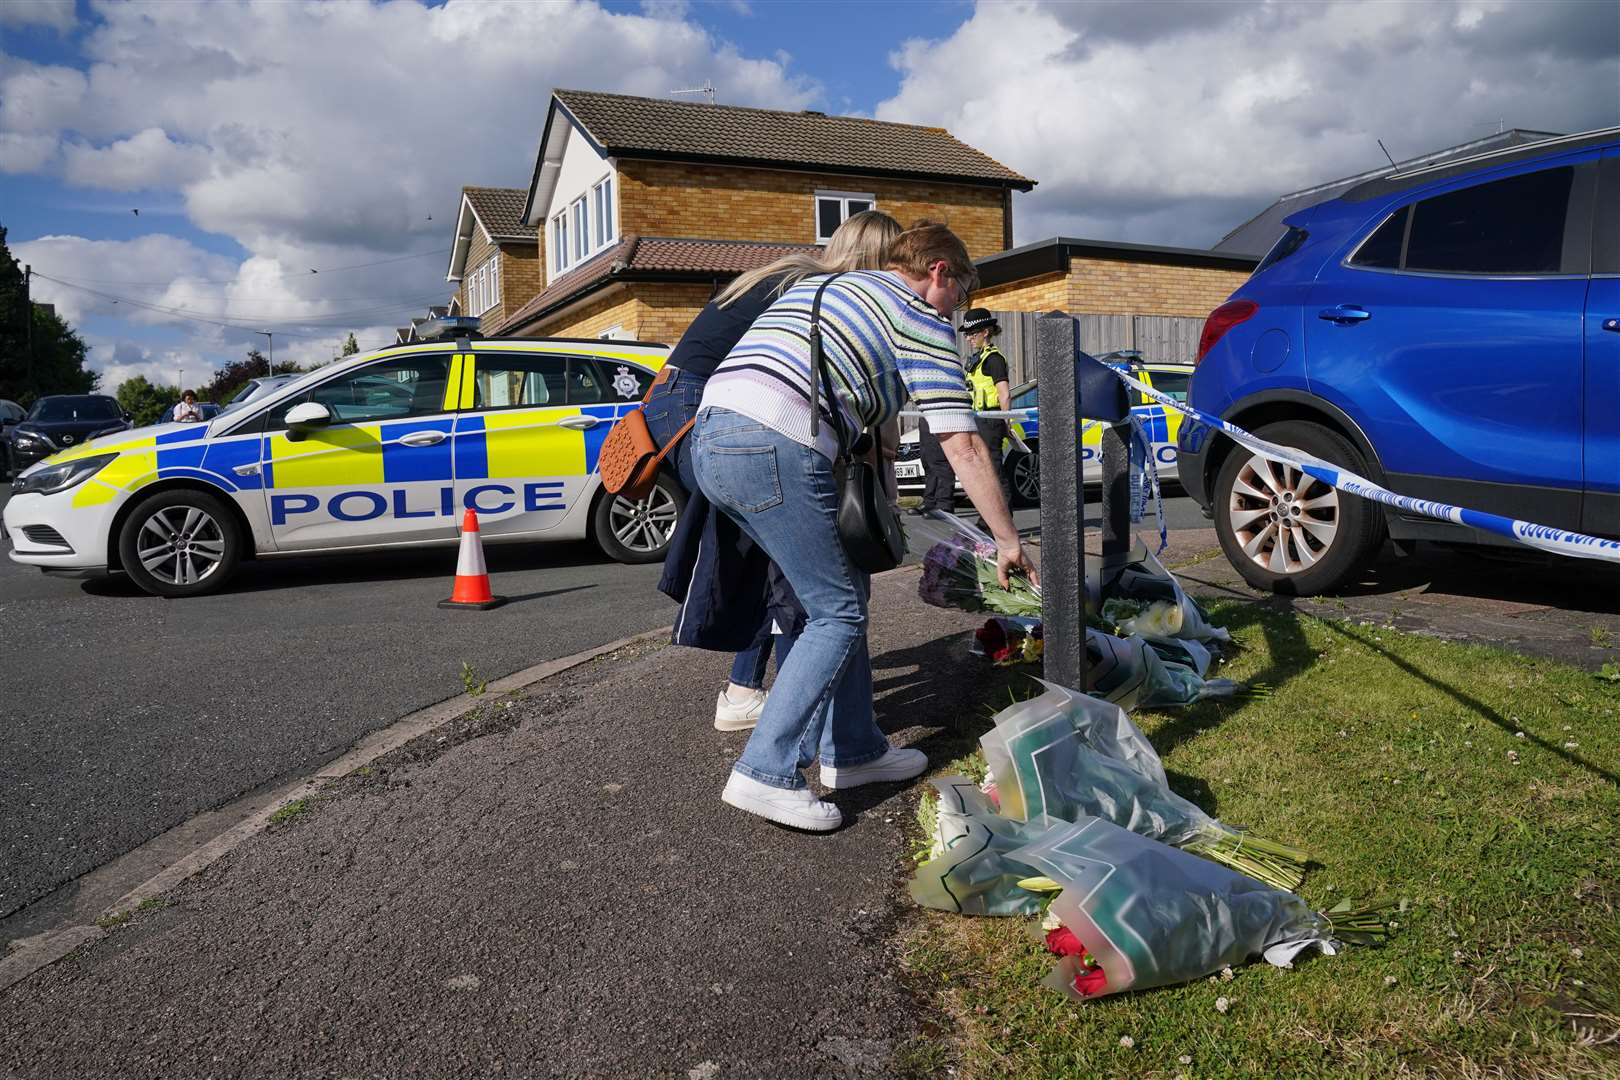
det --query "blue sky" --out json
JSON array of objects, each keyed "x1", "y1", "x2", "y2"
[{"x1": 1, "y1": 0, "x2": 1615, "y2": 393}]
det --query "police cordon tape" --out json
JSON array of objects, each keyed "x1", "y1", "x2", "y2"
[
  {"x1": 1116, "y1": 368, "x2": 1620, "y2": 565},
  {"x1": 903, "y1": 374, "x2": 1620, "y2": 564}
]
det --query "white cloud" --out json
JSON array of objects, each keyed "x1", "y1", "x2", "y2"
[
  {"x1": 0, "y1": 0, "x2": 819, "y2": 374},
  {"x1": 878, "y1": 0, "x2": 1620, "y2": 248},
  {"x1": 0, "y1": 131, "x2": 58, "y2": 172},
  {"x1": 62, "y1": 128, "x2": 212, "y2": 190},
  {"x1": 0, "y1": 0, "x2": 75, "y2": 33}
]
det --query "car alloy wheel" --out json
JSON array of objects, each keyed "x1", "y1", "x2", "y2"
[
  {"x1": 609, "y1": 483, "x2": 679, "y2": 555},
  {"x1": 1011, "y1": 451, "x2": 1040, "y2": 505},
  {"x1": 135, "y1": 504, "x2": 228, "y2": 586},
  {"x1": 1226, "y1": 454, "x2": 1340, "y2": 574}
]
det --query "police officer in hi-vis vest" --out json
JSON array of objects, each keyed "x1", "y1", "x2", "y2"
[
  {"x1": 918, "y1": 307, "x2": 1013, "y2": 513},
  {"x1": 961, "y1": 307, "x2": 1013, "y2": 505}
]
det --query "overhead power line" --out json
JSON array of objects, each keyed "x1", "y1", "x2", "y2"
[
  {"x1": 31, "y1": 272, "x2": 451, "y2": 338},
  {"x1": 33, "y1": 246, "x2": 449, "y2": 288}
]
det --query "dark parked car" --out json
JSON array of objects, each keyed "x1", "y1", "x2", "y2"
[
  {"x1": 0, "y1": 399, "x2": 24, "y2": 479},
  {"x1": 1179, "y1": 126, "x2": 1620, "y2": 596},
  {"x1": 6, "y1": 394, "x2": 132, "y2": 474}
]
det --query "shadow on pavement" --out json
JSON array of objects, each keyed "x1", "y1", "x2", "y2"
[
  {"x1": 1330, "y1": 544, "x2": 1620, "y2": 616},
  {"x1": 77, "y1": 541, "x2": 614, "y2": 598}
]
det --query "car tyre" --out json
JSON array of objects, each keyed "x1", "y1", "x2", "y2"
[
  {"x1": 1007, "y1": 444, "x2": 1040, "y2": 507},
  {"x1": 118, "y1": 488, "x2": 243, "y2": 598},
  {"x1": 1212, "y1": 420, "x2": 1384, "y2": 596},
  {"x1": 592, "y1": 471, "x2": 686, "y2": 565}
]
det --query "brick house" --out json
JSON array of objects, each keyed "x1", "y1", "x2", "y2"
[
  {"x1": 445, "y1": 186, "x2": 542, "y2": 334},
  {"x1": 974, "y1": 237, "x2": 1257, "y2": 320},
  {"x1": 490, "y1": 89, "x2": 1035, "y2": 341}
]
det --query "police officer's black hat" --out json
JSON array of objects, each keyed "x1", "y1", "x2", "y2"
[{"x1": 959, "y1": 308, "x2": 1000, "y2": 334}]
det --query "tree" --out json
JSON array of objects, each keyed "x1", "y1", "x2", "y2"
[
  {"x1": 115, "y1": 375, "x2": 180, "y2": 427},
  {"x1": 341, "y1": 332, "x2": 360, "y2": 356},
  {"x1": 199, "y1": 347, "x2": 304, "y2": 405},
  {"x1": 0, "y1": 222, "x2": 100, "y2": 405}
]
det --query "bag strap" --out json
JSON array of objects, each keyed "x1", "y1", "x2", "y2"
[
  {"x1": 807, "y1": 273, "x2": 845, "y2": 448},
  {"x1": 645, "y1": 416, "x2": 695, "y2": 474},
  {"x1": 808, "y1": 274, "x2": 875, "y2": 457}
]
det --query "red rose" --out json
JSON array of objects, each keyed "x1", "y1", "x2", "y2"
[
  {"x1": 1072, "y1": 964, "x2": 1109, "y2": 997},
  {"x1": 1045, "y1": 926, "x2": 1087, "y2": 957},
  {"x1": 975, "y1": 621, "x2": 1007, "y2": 654}
]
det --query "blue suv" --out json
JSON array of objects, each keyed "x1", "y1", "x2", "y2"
[{"x1": 1179, "y1": 126, "x2": 1620, "y2": 595}]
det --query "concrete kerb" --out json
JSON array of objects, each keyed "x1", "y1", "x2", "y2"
[
  {"x1": 0, "y1": 561, "x2": 934, "y2": 996},
  {"x1": 0, "y1": 623, "x2": 677, "y2": 995}
]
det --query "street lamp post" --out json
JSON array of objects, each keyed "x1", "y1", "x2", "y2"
[{"x1": 254, "y1": 329, "x2": 273, "y2": 374}]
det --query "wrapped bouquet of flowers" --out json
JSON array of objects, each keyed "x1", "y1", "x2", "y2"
[
  {"x1": 971, "y1": 617, "x2": 1045, "y2": 666},
  {"x1": 981, "y1": 681, "x2": 1307, "y2": 891},
  {"x1": 910, "y1": 776, "x2": 1050, "y2": 917},
  {"x1": 1009, "y1": 817, "x2": 1388, "y2": 1000},
  {"x1": 1104, "y1": 539, "x2": 1229, "y2": 645},
  {"x1": 1086, "y1": 627, "x2": 1238, "y2": 710},
  {"x1": 914, "y1": 512, "x2": 1042, "y2": 618}
]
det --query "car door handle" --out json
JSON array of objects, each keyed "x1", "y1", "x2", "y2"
[
  {"x1": 1318, "y1": 305, "x2": 1371, "y2": 324},
  {"x1": 1603, "y1": 318, "x2": 1620, "y2": 333},
  {"x1": 556, "y1": 416, "x2": 600, "y2": 431},
  {"x1": 398, "y1": 430, "x2": 447, "y2": 447}
]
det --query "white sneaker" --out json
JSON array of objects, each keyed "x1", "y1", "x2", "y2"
[
  {"x1": 819, "y1": 747, "x2": 928, "y2": 790},
  {"x1": 714, "y1": 687, "x2": 767, "y2": 732},
  {"x1": 721, "y1": 771, "x2": 842, "y2": 832}
]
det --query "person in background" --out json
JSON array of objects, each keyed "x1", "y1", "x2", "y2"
[
  {"x1": 959, "y1": 308, "x2": 1013, "y2": 506},
  {"x1": 645, "y1": 211, "x2": 904, "y2": 732},
  {"x1": 692, "y1": 220, "x2": 1038, "y2": 832},
  {"x1": 173, "y1": 390, "x2": 203, "y2": 423}
]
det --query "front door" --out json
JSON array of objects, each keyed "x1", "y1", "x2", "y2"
[{"x1": 258, "y1": 352, "x2": 459, "y2": 550}]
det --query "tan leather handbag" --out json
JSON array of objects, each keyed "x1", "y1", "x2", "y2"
[{"x1": 598, "y1": 367, "x2": 693, "y2": 502}]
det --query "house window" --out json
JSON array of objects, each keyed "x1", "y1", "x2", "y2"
[
  {"x1": 553, "y1": 212, "x2": 571, "y2": 273},
  {"x1": 593, "y1": 176, "x2": 614, "y2": 248},
  {"x1": 572, "y1": 197, "x2": 589, "y2": 263},
  {"x1": 814, "y1": 191, "x2": 876, "y2": 242},
  {"x1": 467, "y1": 257, "x2": 501, "y2": 316}
]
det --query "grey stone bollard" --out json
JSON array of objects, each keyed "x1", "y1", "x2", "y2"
[{"x1": 1035, "y1": 311, "x2": 1088, "y2": 694}]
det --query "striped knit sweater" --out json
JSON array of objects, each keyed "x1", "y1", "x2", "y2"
[{"x1": 701, "y1": 270, "x2": 976, "y2": 459}]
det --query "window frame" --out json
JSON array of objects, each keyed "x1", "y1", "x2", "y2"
[
  {"x1": 592, "y1": 175, "x2": 615, "y2": 253},
  {"x1": 254, "y1": 352, "x2": 455, "y2": 433},
  {"x1": 571, "y1": 196, "x2": 589, "y2": 263},
  {"x1": 1342, "y1": 161, "x2": 1592, "y2": 279},
  {"x1": 552, "y1": 211, "x2": 571, "y2": 274},
  {"x1": 467, "y1": 352, "x2": 643, "y2": 412},
  {"x1": 813, "y1": 189, "x2": 878, "y2": 243}
]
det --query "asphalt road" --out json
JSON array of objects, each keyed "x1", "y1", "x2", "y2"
[{"x1": 0, "y1": 487, "x2": 1205, "y2": 932}]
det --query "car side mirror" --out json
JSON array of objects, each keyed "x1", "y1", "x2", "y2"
[{"x1": 283, "y1": 401, "x2": 331, "y2": 442}]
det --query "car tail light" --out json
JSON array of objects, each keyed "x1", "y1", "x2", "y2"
[{"x1": 1195, "y1": 300, "x2": 1258, "y2": 366}]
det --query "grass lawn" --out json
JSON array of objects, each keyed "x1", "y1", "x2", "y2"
[{"x1": 897, "y1": 600, "x2": 1619, "y2": 1079}]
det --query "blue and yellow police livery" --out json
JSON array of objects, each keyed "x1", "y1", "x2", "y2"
[{"x1": 2, "y1": 330, "x2": 675, "y2": 597}]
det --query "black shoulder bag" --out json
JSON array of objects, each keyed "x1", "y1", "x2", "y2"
[{"x1": 808, "y1": 275, "x2": 906, "y2": 574}]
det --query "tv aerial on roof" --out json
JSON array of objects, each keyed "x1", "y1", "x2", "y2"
[{"x1": 671, "y1": 80, "x2": 716, "y2": 105}]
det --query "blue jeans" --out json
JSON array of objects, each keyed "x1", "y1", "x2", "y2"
[
  {"x1": 648, "y1": 370, "x2": 776, "y2": 689},
  {"x1": 692, "y1": 407, "x2": 888, "y2": 789}
]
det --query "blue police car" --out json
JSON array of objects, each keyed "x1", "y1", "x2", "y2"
[{"x1": 1179, "y1": 126, "x2": 1620, "y2": 595}]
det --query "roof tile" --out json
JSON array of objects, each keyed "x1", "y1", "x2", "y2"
[
  {"x1": 463, "y1": 186, "x2": 537, "y2": 241},
  {"x1": 554, "y1": 89, "x2": 1032, "y2": 190},
  {"x1": 493, "y1": 235, "x2": 817, "y2": 335}
]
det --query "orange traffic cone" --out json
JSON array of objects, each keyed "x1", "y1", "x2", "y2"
[{"x1": 438, "y1": 509, "x2": 506, "y2": 610}]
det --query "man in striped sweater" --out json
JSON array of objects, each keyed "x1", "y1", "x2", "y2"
[{"x1": 692, "y1": 220, "x2": 1037, "y2": 832}]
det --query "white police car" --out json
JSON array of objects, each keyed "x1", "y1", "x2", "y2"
[{"x1": 2, "y1": 321, "x2": 680, "y2": 597}]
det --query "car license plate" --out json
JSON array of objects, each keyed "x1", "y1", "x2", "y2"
[{"x1": 894, "y1": 461, "x2": 924, "y2": 479}]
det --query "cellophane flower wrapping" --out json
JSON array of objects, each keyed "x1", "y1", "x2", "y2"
[
  {"x1": 913, "y1": 512, "x2": 1042, "y2": 618},
  {"x1": 1007, "y1": 817, "x2": 1333, "y2": 1000},
  {"x1": 1086, "y1": 628, "x2": 1237, "y2": 709},
  {"x1": 1105, "y1": 539, "x2": 1230, "y2": 644},
  {"x1": 980, "y1": 681, "x2": 1305, "y2": 891},
  {"x1": 909, "y1": 777, "x2": 1050, "y2": 916}
]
